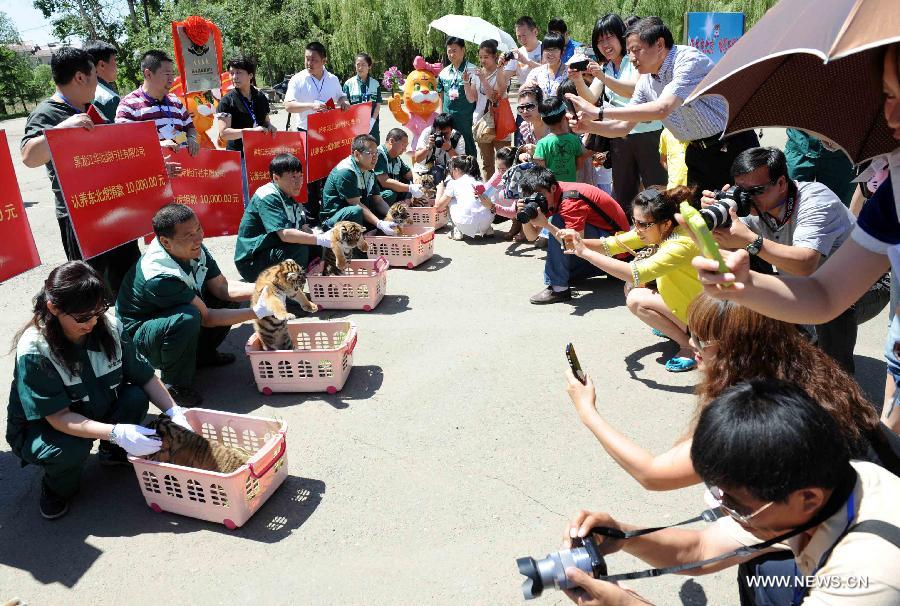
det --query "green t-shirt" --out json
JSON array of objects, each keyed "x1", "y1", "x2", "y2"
[
  {"x1": 342, "y1": 75, "x2": 382, "y2": 133},
  {"x1": 534, "y1": 133, "x2": 584, "y2": 183},
  {"x1": 93, "y1": 78, "x2": 120, "y2": 123},
  {"x1": 235, "y1": 182, "x2": 307, "y2": 267},
  {"x1": 5, "y1": 312, "x2": 155, "y2": 453},
  {"x1": 116, "y1": 243, "x2": 221, "y2": 336},
  {"x1": 320, "y1": 156, "x2": 378, "y2": 224},
  {"x1": 21, "y1": 98, "x2": 82, "y2": 218},
  {"x1": 374, "y1": 145, "x2": 411, "y2": 182}
]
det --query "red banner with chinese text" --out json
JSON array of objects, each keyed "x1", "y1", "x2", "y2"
[
  {"x1": 306, "y1": 103, "x2": 373, "y2": 183},
  {"x1": 46, "y1": 122, "x2": 171, "y2": 259},
  {"x1": 0, "y1": 131, "x2": 40, "y2": 283},
  {"x1": 243, "y1": 130, "x2": 307, "y2": 202},
  {"x1": 164, "y1": 148, "x2": 243, "y2": 237}
]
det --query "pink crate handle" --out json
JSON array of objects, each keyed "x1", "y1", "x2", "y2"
[
  {"x1": 346, "y1": 332, "x2": 358, "y2": 354},
  {"x1": 248, "y1": 432, "x2": 286, "y2": 479},
  {"x1": 420, "y1": 231, "x2": 435, "y2": 244},
  {"x1": 374, "y1": 256, "x2": 389, "y2": 274}
]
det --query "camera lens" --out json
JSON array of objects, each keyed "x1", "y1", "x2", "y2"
[{"x1": 517, "y1": 557, "x2": 544, "y2": 599}]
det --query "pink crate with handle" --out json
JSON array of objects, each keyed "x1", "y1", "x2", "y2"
[
  {"x1": 128, "y1": 408, "x2": 288, "y2": 529},
  {"x1": 364, "y1": 226, "x2": 435, "y2": 268},
  {"x1": 245, "y1": 320, "x2": 357, "y2": 394},
  {"x1": 306, "y1": 256, "x2": 388, "y2": 311},
  {"x1": 409, "y1": 203, "x2": 449, "y2": 229}
]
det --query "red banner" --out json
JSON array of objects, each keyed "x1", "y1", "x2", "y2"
[
  {"x1": 243, "y1": 130, "x2": 307, "y2": 202},
  {"x1": 306, "y1": 103, "x2": 374, "y2": 182},
  {"x1": 46, "y1": 122, "x2": 171, "y2": 259},
  {"x1": 0, "y1": 131, "x2": 40, "y2": 283},
  {"x1": 164, "y1": 148, "x2": 243, "y2": 237}
]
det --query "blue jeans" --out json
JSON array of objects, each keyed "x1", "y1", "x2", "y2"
[{"x1": 544, "y1": 214, "x2": 611, "y2": 288}]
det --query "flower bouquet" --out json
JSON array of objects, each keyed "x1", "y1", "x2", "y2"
[{"x1": 382, "y1": 66, "x2": 406, "y2": 95}]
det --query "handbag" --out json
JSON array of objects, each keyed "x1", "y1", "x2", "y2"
[
  {"x1": 494, "y1": 97, "x2": 516, "y2": 141},
  {"x1": 473, "y1": 108, "x2": 496, "y2": 144}
]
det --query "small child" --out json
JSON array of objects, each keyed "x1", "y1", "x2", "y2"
[
  {"x1": 533, "y1": 95, "x2": 590, "y2": 183},
  {"x1": 435, "y1": 156, "x2": 494, "y2": 240}
]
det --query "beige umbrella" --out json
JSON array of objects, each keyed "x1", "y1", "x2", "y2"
[{"x1": 685, "y1": 0, "x2": 900, "y2": 164}]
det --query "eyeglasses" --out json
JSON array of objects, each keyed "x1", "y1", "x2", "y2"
[
  {"x1": 357, "y1": 149, "x2": 377, "y2": 156},
  {"x1": 706, "y1": 485, "x2": 774, "y2": 524},
  {"x1": 517, "y1": 103, "x2": 537, "y2": 113},
  {"x1": 632, "y1": 217, "x2": 656, "y2": 230},
  {"x1": 694, "y1": 338, "x2": 715, "y2": 351},
  {"x1": 67, "y1": 304, "x2": 109, "y2": 324}
]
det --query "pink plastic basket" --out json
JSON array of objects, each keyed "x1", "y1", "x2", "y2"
[
  {"x1": 306, "y1": 256, "x2": 388, "y2": 311},
  {"x1": 128, "y1": 408, "x2": 288, "y2": 529},
  {"x1": 245, "y1": 320, "x2": 357, "y2": 394},
  {"x1": 409, "y1": 203, "x2": 449, "y2": 229},
  {"x1": 364, "y1": 226, "x2": 435, "y2": 269}
]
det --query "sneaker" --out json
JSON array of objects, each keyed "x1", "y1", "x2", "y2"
[
  {"x1": 450, "y1": 226, "x2": 464, "y2": 241},
  {"x1": 534, "y1": 236, "x2": 548, "y2": 250},
  {"x1": 197, "y1": 350, "x2": 237, "y2": 368},
  {"x1": 40, "y1": 481, "x2": 69, "y2": 520},
  {"x1": 529, "y1": 287, "x2": 572, "y2": 305},
  {"x1": 167, "y1": 384, "x2": 204, "y2": 407},
  {"x1": 98, "y1": 441, "x2": 132, "y2": 467}
]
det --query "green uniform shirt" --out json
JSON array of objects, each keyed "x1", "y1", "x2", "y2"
[
  {"x1": 534, "y1": 133, "x2": 584, "y2": 183},
  {"x1": 92, "y1": 78, "x2": 120, "y2": 123},
  {"x1": 374, "y1": 144, "x2": 411, "y2": 181},
  {"x1": 21, "y1": 98, "x2": 81, "y2": 218},
  {"x1": 437, "y1": 61, "x2": 476, "y2": 122},
  {"x1": 235, "y1": 181, "x2": 307, "y2": 267},
  {"x1": 342, "y1": 75, "x2": 382, "y2": 137},
  {"x1": 320, "y1": 156, "x2": 378, "y2": 224},
  {"x1": 5, "y1": 311, "x2": 155, "y2": 453},
  {"x1": 116, "y1": 240, "x2": 221, "y2": 336}
]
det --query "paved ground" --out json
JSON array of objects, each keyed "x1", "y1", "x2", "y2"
[{"x1": 0, "y1": 107, "x2": 888, "y2": 605}]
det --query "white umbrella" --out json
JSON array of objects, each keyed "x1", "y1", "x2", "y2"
[{"x1": 428, "y1": 15, "x2": 517, "y2": 52}]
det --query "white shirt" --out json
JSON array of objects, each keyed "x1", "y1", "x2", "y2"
[
  {"x1": 504, "y1": 43, "x2": 542, "y2": 85},
  {"x1": 413, "y1": 125, "x2": 467, "y2": 175},
  {"x1": 285, "y1": 68, "x2": 345, "y2": 131}
]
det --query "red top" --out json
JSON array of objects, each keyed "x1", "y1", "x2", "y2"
[{"x1": 552, "y1": 182, "x2": 628, "y2": 233}]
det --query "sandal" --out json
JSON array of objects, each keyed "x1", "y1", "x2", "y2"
[{"x1": 664, "y1": 356, "x2": 697, "y2": 373}]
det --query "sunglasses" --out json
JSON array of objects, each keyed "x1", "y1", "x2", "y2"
[
  {"x1": 517, "y1": 103, "x2": 537, "y2": 113},
  {"x1": 67, "y1": 304, "x2": 110, "y2": 324},
  {"x1": 632, "y1": 217, "x2": 656, "y2": 230},
  {"x1": 706, "y1": 485, "x2": 774, "y2": 524}
]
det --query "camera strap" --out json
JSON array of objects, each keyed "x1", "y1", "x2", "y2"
[
  {"x1": 587, "y1": 467, "x2": 856, "y2": 583},
  {"x1": 561, "y1": 190, "x2": 628, "y2": 233}
]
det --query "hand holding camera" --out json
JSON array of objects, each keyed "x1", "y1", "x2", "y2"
[{"x1": 516, "y1": 192, "x2": 549, "y2": 224}]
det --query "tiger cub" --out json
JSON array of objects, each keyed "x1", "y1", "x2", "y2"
[
  {"x1": 252, "y1": 259, "x2": 318, "y2": 351},
  {"x1": 412, "y1": 174, "x2": 437, "y2": 207},
  {"x1": 384, "y1": 202, "x2": 413, "y2": 236},
  {"x1": 145, "y1": 416, "x2": 252, "y2": 473},
  {"x1": 322, "y1": 221, "x2": 368, "y2": 276}
]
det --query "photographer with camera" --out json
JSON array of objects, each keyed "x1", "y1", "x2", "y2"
[
  {"x1": 700, "y1": 147, "x2": 860, "y2": 372},
  {"x1": 412, "y1": 112, "x2": 466, "y2": 184},
  {"x1": 540, "y1": 379, "x2": 900, "y2": 606},
  {"x1": 515, "y1": 167, "x2": 628, "y2": 305}
]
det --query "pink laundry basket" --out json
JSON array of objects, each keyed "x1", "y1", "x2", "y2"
[
  {"x1": 409, "y1": 203, "x2": 449, "y2": 230},
  {"x1": 245, "y1": 320, "x2": 358, "y2": 394},
  {"x1": 306, "y1": 256, "x2": 388, "y2": 311},
  {"x1": 364, "y1": 226, "x2": 435, "y2": 269},
  {"x1": 128, "y1": 408, "x2": 288, "y2": 529}
]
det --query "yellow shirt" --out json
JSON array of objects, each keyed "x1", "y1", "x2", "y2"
[
  {"x1": 602, "y1": 227, "x2": 702, "y2": 323},
  {"x1": 659, "y1": 128, "x2": 688, "y2": 189}
]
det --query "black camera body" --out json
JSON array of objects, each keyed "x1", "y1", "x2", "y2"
[
  {"x1": 503, "y1": 51, "x2": 516, "y2": 62},
  {"x1": 517, "y1": 192, "x2": 549, "y2": 223},
  {"x1": 700, "y1": 186, "x2": 754, "y2": 229},
  {"x1": 568, "y1": 59, "x2": 590, "y2": 71},
  {"x1": 433, "y1": 134, "x2": 445, "y2": 149}
]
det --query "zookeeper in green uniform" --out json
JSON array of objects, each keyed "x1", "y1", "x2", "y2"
[
  {"x1": 319, "y1": 134, "x2": 399, "y2": 234},
  {"x1": 116, "y1": 203, "x2": 258, "y2": 407},
  {"x1": 438, "y1": 36, "x2": 479, "y2": 159},
  {"x1": 234, "y1": 153, "x2": 335, "y2": 282},
  {"x1": 374, "y1": 128, "x2": 428, "y2": 204},
  {"x1": 342, "y1": 52, "x2": 383, "y2": 142},
  {"x1": 6, "y1": 261, "x2": 192, "y2": 519}
]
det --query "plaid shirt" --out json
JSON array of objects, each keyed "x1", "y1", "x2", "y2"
[{"x1": 632, "y1": 45, "x2": 727, "y2": 142}]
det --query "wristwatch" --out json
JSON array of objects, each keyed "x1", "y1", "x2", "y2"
[
  {"x1": 746, "y1": 235, "x2": 764, "y2": 256},
  {"x1": 597, "y1": 106, "x2": 604, "y2": 122}
]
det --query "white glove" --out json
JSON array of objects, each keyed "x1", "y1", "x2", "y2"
[
  {"x1": 315, "y1": 231, "x2": 333, "y2": 247},
  {"x1": 165, "y1": 404, "x2": 193, "y2": 431},
  {"x1": 110, "y1": 424, "x2": 162, "y2": 456},
  {"x1": 408, "y1": 182, "x2": 425, "y2": 198},
  {"x1": 252, "y1": 286, "x2": 275, "y2": 319},
  {"x1": 376, "y1": 220, "x2": 398, "y2": 236}
]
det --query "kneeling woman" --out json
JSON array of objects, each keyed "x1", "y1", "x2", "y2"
[
  {"x1": 6, "y1": 262, "x2": 191, "y2": 519},
  {"x1": 560, "y1": 186, "x2": 702, "y2": 371}
]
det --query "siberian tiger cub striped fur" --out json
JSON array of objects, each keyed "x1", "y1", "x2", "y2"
[
  {"x1": 145, "y1": 416, "x2": 252, "y2": 473},
  {"x1": 322, "y1": 221, "x2": 368, "y2": 276},
  {"x1": 252, "y1": 259, "x2": 318, "y2": 351},
  {"x1": 412, "y1": 174, "x2": 437, "y2": 207},
  {"x1": 384, "y1": 202, "x2": 413, "y2": 236}
]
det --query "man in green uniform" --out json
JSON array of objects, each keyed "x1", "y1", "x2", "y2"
[
  {"x1": 235, "y1": 153, "x2": 334, "y2": 281},
  {"x1": 437, "y1": 36, "x2": 478, "y2": 159},
  {"x1": 375, "y1": 128, "x2": 428, "y2": 204},
  {"x1": 116, "y1": 204, "x2": 257, "y2": 406},
  {"x1": 319, "y1": 134, "x2": 398, "y2": 234},
  {"x1": 84, "y1": 40, "x2": 120, "y2": 122}
]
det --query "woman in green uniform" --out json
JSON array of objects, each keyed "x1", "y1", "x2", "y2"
[
  {"x1": 6, "y1": 261, "x2": 191, "y2": 519},
  {"x1": 343, "y1": 52, "x2": 383, "y2": 142},
  {"x1": 438, "y1": 36, "x2": 479, "y2": 159},
  {"x1": 234, "y1": 153, "x2": 333, "y2": 282}
]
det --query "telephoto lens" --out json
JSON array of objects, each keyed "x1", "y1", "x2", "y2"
[
  {"x1": 516, "y1": 537, "x2": 607, "y2": 600},
  {"x1": 433, "y1": 134, "x2": 445, "y2": 148},
  {"x1": 516, "y1": 192, "x2": 548, "y2": 223},
  {"x1": 698, "y1": 186, "x2": 753, "y2": 229}
]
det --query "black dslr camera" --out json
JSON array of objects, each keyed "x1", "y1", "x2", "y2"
[
  {"x1": 503, "y1": 51, "x2": 517, "y2": 62},
  {"x1": 699, "y1": 186, "x2": 754, "y2": 229},
  {"x1": 517, "y1": 192, "x2": 549, "y2": 223},
  {"x1": 433, "y1": 133, "x2": 445, "y2": 149},
  {"x1": 517, "y1": 534, "x2": 607, "y2": 600}
]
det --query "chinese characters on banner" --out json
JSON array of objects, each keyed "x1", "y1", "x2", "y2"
[
  {"x1": 165, "y1": 148, "x2": 243, "y2": 237},
  {"x1": 0, "y1": 130, "x2": 40, "y2": 283},
  {"x1": 306, "y1": 103, "x2": 374, "y2": 182},
  {"x1": 685, "y1": 12, "x2": 745, "y2": 64},
  {"x1": 46, "y1": 122, "x2": 171, "y2": 259},
  {"x1": 243, "y1": 130, "x2": 308, "y2": 202}
]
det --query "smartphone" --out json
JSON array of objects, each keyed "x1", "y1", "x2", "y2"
[
  {"x1": 568, "y1": 59, "x2": 589, "y2": 72},
  {"x1": 566, "y1": 343, "x2": 586, "y2": 384},
  {"x1": 679, "y1": 201, "x2": 732, "y2": 285}
]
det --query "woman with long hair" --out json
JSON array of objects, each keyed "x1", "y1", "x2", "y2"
[
  {"x1": 469, "y1": 39, "x2": 511, "y2": 179},
  {"x1": 563, "y1": 294, "x2": 898, "y2": 491},
  {"x1": 6, "y1": 261, "x2": 191, "y2": 519}
]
